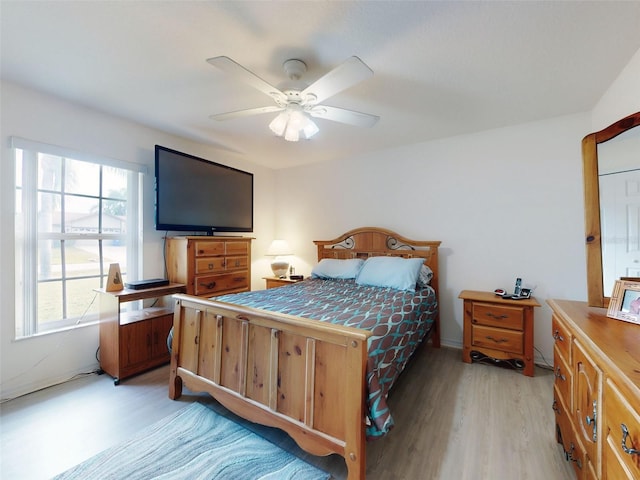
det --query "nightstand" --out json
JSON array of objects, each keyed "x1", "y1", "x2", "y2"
[
  {"x1": 459, "y1": 290, "x2": 540, "y2": 376},
  {"x1": 263, "y1": 276, "x2": 302, "y2": 289}
]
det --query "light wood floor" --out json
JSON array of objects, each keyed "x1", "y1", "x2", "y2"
[{"x1": 0, "y1": 345, "x2": 574, "y2": 480}]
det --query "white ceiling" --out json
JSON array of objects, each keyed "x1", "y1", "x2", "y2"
[{"x1": 2, "y1": 1, "x2": 640, "y2": 169}]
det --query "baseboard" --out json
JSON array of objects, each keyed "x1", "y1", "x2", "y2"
[{"x1": 1, "y1": 363, "x2": 100, "y2": 403}]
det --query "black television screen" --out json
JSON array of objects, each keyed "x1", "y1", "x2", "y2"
[{"x1": 154, "y1": 145, "x2": 253, "y2": 233}]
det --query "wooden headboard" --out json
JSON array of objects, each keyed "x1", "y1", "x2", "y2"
[{"x1": 313, "y1": 226, "x2": 441, "y2": 298}]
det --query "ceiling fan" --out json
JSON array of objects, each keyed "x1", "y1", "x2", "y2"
[{"x1": 206, "y1": 55, "x2": 379, "y2": 142}]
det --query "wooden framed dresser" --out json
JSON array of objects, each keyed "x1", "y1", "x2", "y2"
[
  {"x1": 165, "y1": 236, "x2": 252, "y2": 297},
  {"x1": 548, "y1": 299, "x2": 640, "y2": 479},
  {"x1": 460, "y1": 290, "x2": 539, "y2": 376}
]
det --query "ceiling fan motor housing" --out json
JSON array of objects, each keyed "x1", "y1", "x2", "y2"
[{"x1": 283, "y1": 59, "x2": 307, "y2": 80}]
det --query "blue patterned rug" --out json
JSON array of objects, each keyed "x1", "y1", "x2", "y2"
[{"x1": 53, "y1": 402, "x2": 331, "y2": 480}]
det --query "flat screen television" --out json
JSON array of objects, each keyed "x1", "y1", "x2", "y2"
[{"x1": 154, "y1": 145, "x2": 253, "y2": 234}]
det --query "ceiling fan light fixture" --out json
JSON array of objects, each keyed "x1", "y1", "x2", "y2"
[
  {"x1": 269, "y1": 112, "x2": 289, "y2": 136},
  {"x1": 284, "y1": 125, "x2": 300, "y2": 142},
  {"x1": 269, "y1": 107, "x2": 318, "y2": 142},
  {"x1": 302, "y1": 117, "x2": 319, "y2": 139}
]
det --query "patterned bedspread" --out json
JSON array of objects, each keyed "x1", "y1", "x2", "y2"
[{"x1": 215, "y1": 278, "x2": 438, "y2": 438}]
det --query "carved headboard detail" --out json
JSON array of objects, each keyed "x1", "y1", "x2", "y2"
[{"x1": 313, "y1": 227, "x2": 441, "y2": 296}]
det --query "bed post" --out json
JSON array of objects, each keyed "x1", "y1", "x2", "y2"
[{"x1": 168, "y1": 298, "x2": 184, "y2": 400}]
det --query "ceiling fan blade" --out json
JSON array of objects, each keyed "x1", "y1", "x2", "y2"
[
  {"x1": 308, "y1": 105, "x2": 379, "y2": 128},
  {"x1": 207, "y1": 56, "x2": 287, "y2": 104},
  {"x1": 301, "y1": 56, "x2": 374, "y2": 105},
  {"x1": 210, "y1": 106, "x2": 284, "y2": 121}
]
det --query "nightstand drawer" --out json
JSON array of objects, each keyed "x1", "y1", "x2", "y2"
[
  {"x1": 472, "y1": 324, "x2": 523, "y2": 354},
  {"x1": 472, "y1": 303, "x2": 524, "y2": 330}
]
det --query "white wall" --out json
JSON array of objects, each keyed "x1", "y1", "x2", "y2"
[
  {"x1": 0, "y1": 81, "x2": 276, "y2": 399},
  {"x1": 272, "y1": 46, "x2": 640, "y2": 366},
  {"x1": 273, "y1": 114, "x2": 590, "y2": 364},
  {"x1": 592, "y1": 46, "x2": 640, "y2": 130}
]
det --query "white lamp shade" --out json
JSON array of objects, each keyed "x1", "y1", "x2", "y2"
[{"x1": 266, "y1": 239, "x2": 292, "y2": 256}]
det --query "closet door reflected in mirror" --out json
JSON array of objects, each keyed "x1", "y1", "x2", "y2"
[{"x1": 583, "y1": 111, "x2": 640, "y2": 307}]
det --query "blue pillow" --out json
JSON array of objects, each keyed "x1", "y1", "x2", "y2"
[
  {"x1": 311, "y1": 258, "x2": 365, "y2": 279},
  {"x1": 356, "y1": 256, "x2": 424, "y2": 291}
]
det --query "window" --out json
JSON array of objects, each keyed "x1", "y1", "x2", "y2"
[{"x1": 13, "y1": 138, "x2": 145, "y2": 338}]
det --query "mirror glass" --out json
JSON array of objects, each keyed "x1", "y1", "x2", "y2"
[{"x1": 598, "y1": 127, "x2": 640, "y2": 297}]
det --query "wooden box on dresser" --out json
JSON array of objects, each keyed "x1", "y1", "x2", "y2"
[
  {"x1": 548, "y1": 299, "x2": 640, "y2": 479},
  {"x1": 165, "y1": 236, "x2": 252, "y2": 297}
]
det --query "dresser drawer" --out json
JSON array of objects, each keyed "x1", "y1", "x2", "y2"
[
  {"x1": 195, "y1": 255, "x2": 248, "y2": 274},
  {"x1": 554, "y1": 343, "x2": 572, "y2": 413},
  {"x1": 604, "y1": 380, "x2": 640, "y2": 479},
  {"x1": 552, "y1": 314, "x2": 571, "y2": 365},
  {"x1": 225, "y1": 255, "x2": 248, "y2": 270},
  {"x1": 194, "y1": 241, "x2": 225, "y2": 256},
  {"x1": 471, "y1": 324, "x2": 523, "y2": 354},
  {"x1": 225, "y1": 241, "x2": 249, "y2": 256},
  {"x1": 195, "y1": 257, "x2": 226, "y2": 274},
  {"x1": 472, "y1": 303, "x2": 524, "y2": 331},
  {"x1": 554, "y1": 384, "x2": 574, "y2": 457},
  {"x1": 194, "y1": 272, "x2": 249, "y2": 296}
]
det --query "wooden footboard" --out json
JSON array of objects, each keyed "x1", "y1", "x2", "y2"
[{"x1": 169, "y1": 293, "x2": 372, "y2": 480}]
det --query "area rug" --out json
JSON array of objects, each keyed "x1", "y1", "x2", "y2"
[{"x1": 53, "y1": 402, "x2": 331, "y2": 480}]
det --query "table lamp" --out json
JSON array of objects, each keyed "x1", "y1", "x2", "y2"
[{"x1": 266, "y1": 239, "x2": 293, "y2": 278}]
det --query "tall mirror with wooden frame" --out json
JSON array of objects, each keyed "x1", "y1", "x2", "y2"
[{"x1": 583, "y1": 111, "x2": 640, "y2": 307}]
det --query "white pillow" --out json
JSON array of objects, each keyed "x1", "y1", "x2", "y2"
[
  {"x1": 311, "y1": 258, "x2": 365, "y2": 279},
  {"x1": 356, "y1": 256, "x2": 424, "y2": 291}
]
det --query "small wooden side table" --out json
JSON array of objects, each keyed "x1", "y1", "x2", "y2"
[
  {"x1": 263, "y1": 276, "x2": 302, "y2": 289},
  {"x1": 95, "y1": 283, "x2": 186, "y2": 384},
  {"x1": 459, "y1": 290, "x2": 540, "y2": 376}
]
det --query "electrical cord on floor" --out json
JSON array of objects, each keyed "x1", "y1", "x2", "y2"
[
  {"x1": 1, "y1": 293, "x2": 102, "y2": 404},
  {"x1": 534, "y1": 346, "x2": 554, "y2": 370},
  {"x1": 0, "y1": 368, "x2": 102, "y2": 404}
]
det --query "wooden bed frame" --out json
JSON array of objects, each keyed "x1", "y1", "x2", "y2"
[{"x1": 168, "y1": 227, "x2": 441, "y2": 479}]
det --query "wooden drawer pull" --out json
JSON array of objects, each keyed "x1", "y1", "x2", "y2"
[
  {"x1": 621, "y1": 424, "x2": 640, "y2": 456},
  {"x1": 199, "y1": 281, "x2": 217, "y2": 289},
  {"x1": 552, "y1": 329, "x2": 564, "y2": 342},
  {"x1": 485, "y1": 335, "x2": 508, "y2": 344}
]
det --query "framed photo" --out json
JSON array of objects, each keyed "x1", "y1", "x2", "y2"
[{"x1": 607, "y1": 279, "x2": 640, "y2": 325}]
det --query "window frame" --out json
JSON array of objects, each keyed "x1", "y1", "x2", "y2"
[{"x1": 12, "y1": 137, "x2": 146, "y2": 338}]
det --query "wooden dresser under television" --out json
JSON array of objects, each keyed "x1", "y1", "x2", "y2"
[{"x1": 165, "y1": 236, "x2": 252, "y2": 297}]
